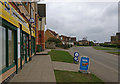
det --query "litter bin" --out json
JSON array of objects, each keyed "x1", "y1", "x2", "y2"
[
  {"x1": 37, "y1": 45, "x2": 42, "y2": 52},
  {"x1": 40, "y1": 45, "x2": 42, "y2": 52}
]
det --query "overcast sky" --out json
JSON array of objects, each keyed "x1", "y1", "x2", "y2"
[{"x1": 45, "y1": 1, "x2": 118, "y2": 43}]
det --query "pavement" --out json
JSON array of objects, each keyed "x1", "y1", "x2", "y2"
[
  {"x1": 68, "y1": 46, "x2": 118, "y2": 82},
  {"x1": 36, "y1": 49, "x2": 51, "y2": 55},
  {"x1": 9, "y1": 55, "x2": 56, "y2": 82},
  {"x1": 52, "y1": 61, "x2": 79, "y2": 72},
  {"x1": 8, "y1": 47, "x2": 119, "y2": 82}
]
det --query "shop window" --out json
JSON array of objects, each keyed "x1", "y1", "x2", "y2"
[
  {"x1": 31, "y1": 7, "x2": 34, "y2": 19},
  {"x1": 8, "y1": 29, "x2": 14, "y2": 65},
  {"x1": 0, "y1": 26, "x2": 6, "y2": 70}
]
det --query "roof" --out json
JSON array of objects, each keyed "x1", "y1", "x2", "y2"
[
  {"x1": 116, "y1": 32, "x2": 120, "y2": 35},
  {"x1": 47, "y1": 29, "x2": 58, "y2": 36},
  {"x1": 61, "y1": 35, "x2": 67, "y2": 37}
]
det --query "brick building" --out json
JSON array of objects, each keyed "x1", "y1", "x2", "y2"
[
  {"x1": 59, "y1": 35, "x2": 76, "y2": 45},
  {"x1": 45, "y1": 29, "x2": 59, "y2": 42},
  {"x1": 78, "y1": 40, "x2": 89, "y2": 45},
  {"x1": 37, "y1": 4, "x2": 46, "y2": 50},
  {"x1": 0, "y1": 1, "x2": 46, "y2": 83},
  {"x1": 111, "y1": 32, "x2": 120, "y2": 45},
  {"x1": 116, "y1": 32, "x2": 120, "y2": 45}
]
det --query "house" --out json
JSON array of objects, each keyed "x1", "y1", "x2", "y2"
[
  {"x1": 71, "y1": 37, "x2": 76, "y2": 42},
  {"x1": 45, "y1": 29, "x2": 59, "y2": 42},
  {"x1": 59, "y1": 35, "x2": 67, "y2": 44},
  {"x1": 111, "y1": 36, "x2": 117, "y2": 44},
  {"x1": 111, "y1": 32, "x2": 120, "y2": 45},
  {"x1": 78, "y1": 40, "x2": 89, "y2": 45},
  {"x1": 116, "y1": 32, "x2": 120, "y2": 45},
  {"x1": 59, "y1": 35, "x2": 76, "y2": 45},
  {"x1": 104, "y1": 42, "x2": 111, "y2": 44},
  {"x1": 66, "y1": 37, "x2": 73, "y2": 45}
]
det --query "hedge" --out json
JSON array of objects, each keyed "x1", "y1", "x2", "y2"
[
  {"x1": 56, "y1": 44, "x2": 72, "y2": 49},
  {"x1": 99, "y1": 43, "x2": 120, "y2": 48}
]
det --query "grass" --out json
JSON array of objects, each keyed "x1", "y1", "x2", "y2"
[
  {"x1": 48, "y1": 50, "x2": 73, "y2": 63},
  {"x1": 77, "y1": 46, "x2": 90, "y2": 47},
  {"x1": 92, "y1": 46, "x2": 117, "y2": 50},
  {"x1": 54, "y1": 70, "x2": 103, "y2": 83},
  {"x1": 107, "y1": 52, "x2": 120, "y2": 55}
]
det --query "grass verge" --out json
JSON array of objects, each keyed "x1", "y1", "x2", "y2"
[
  {"x1": 107, "y1": 52, "x2": 120, "y2": 55},
  {"x1": 92, "y1": 46, "x2": 116, "y2": 50},
  {"x1": 48, "y1": 50, "x2": 73, "y2": 63},
  {"x1": 54, "y1": 70, "x2": 103, "y2": 82}
]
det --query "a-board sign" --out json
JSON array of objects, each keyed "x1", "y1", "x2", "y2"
[{"x1": 80, "y1": 56, "x2": 90, "y2": 71}]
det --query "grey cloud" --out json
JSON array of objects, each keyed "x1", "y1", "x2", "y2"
[{"x1": 46, "y1": 2, "x2": 118, "y2": 42}]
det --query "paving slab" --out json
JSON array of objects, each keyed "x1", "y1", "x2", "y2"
[
  {"x1": 36, "y1": 49, "x2": 51, "y2": 55},
  {"x1": 52, "y1": 61, "x2": 79, "y2": 72},
  {"x1": 9, "y1": 55, "x2": 56, "y2": 82}
]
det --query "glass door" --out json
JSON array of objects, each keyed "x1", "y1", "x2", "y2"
[
  {"x1": 20, "y1": 31, "x2": 27, "y2": 68},
  {"x1": 23, "y1": 34, "x2": 26, "y2": 63},
  {"x1": 20, "y1": 30, "x2": 23, "y2": 69}
]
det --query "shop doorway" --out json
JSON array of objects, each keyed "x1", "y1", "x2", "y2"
[{"x1": 20, "y1": 24, "x2": 29, "y2": 69}]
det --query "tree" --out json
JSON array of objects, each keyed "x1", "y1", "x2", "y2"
[
  {"x1": 46, "y1": 37, "x2": 62, "y2": 45},
  {"x1": 89, "y1": 41, "x2": 94, "y2": 46}
]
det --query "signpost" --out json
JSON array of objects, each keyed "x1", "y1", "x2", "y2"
[
  {"x1": 79, "y1": 56, "x2": 90, "y2": 73},
  {"x1": 74, "y1": 52, "x2": 79, "y2": 64}
]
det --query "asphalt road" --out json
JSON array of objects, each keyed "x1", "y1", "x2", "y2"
[{"x1": 69, "y1": 46, "x2": 118, "y2": 82}]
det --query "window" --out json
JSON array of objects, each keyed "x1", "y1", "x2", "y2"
[
  {"x1": 31, "y1": 7, "x2": 34, "y2": 19},
  {"x1": 61, "y1": 37, "x2": 63, "y2": 40},
  {"x1": 24, "y1": 2, "x2": 28, "y2": 6},
  {"x1": 8, "y1": 29, "x2": 14, "y2": 65},
  {"x1": 0, "y1": 26, "x2": 6, "y2": 70}
]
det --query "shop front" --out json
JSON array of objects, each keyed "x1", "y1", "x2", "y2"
[
  {"x1": 31, "y1": 28, "x2": 35, "y2": 56},
  {"x1": 0, "y1": 0, "x2": 19, "y2": 83},
  {"x1": 0, "y1": 18, "x2": 18, "y2": 83},
  {"x1": 20, "y1": 30, "x2": 29, "y2": 69},
  {"x1": 0, "y1": 0, "x2": 30, "y2": 83}
]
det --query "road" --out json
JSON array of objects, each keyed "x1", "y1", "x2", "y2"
[{"x1": 69, "y1": 46, "x2": 118, "y2": 82}]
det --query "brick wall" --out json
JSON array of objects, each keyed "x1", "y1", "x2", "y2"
[
  {"x1": 45, "y1": 30, "x2": 55, "y2": 42},
  {"x1": 37, "y1": 30, "x2": 45, "y2": 50}
]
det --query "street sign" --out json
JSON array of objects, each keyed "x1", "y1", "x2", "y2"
[
  {"x1": 80, "y1": 56, "x2": 90, "y2": 72},
  {"x1": 74, "y1": 52, "x2": 79, "y2": 64},
  {"x1": 74, "y1": 56, "x2": 78, "y2": 61},
  {"x1": 74, "y1": 52, "x2": 79, "y2": 57},
  {"x1": 29, "y1": 18, "x2": 35, "y2": 23}
]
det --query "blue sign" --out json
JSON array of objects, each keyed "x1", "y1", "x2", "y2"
[
  {"x1": 80, "y1": 56, "x2": 89, "y2": 71},
  {"x1": 74, "y1": 52, "x2": 79, "y2": 57},
  {"x1": 74, "y1": 56, "x2": 78, "y2": 62},
  {"x1": 73, "y1": 52, "x2": 79, "y2": 64}
]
